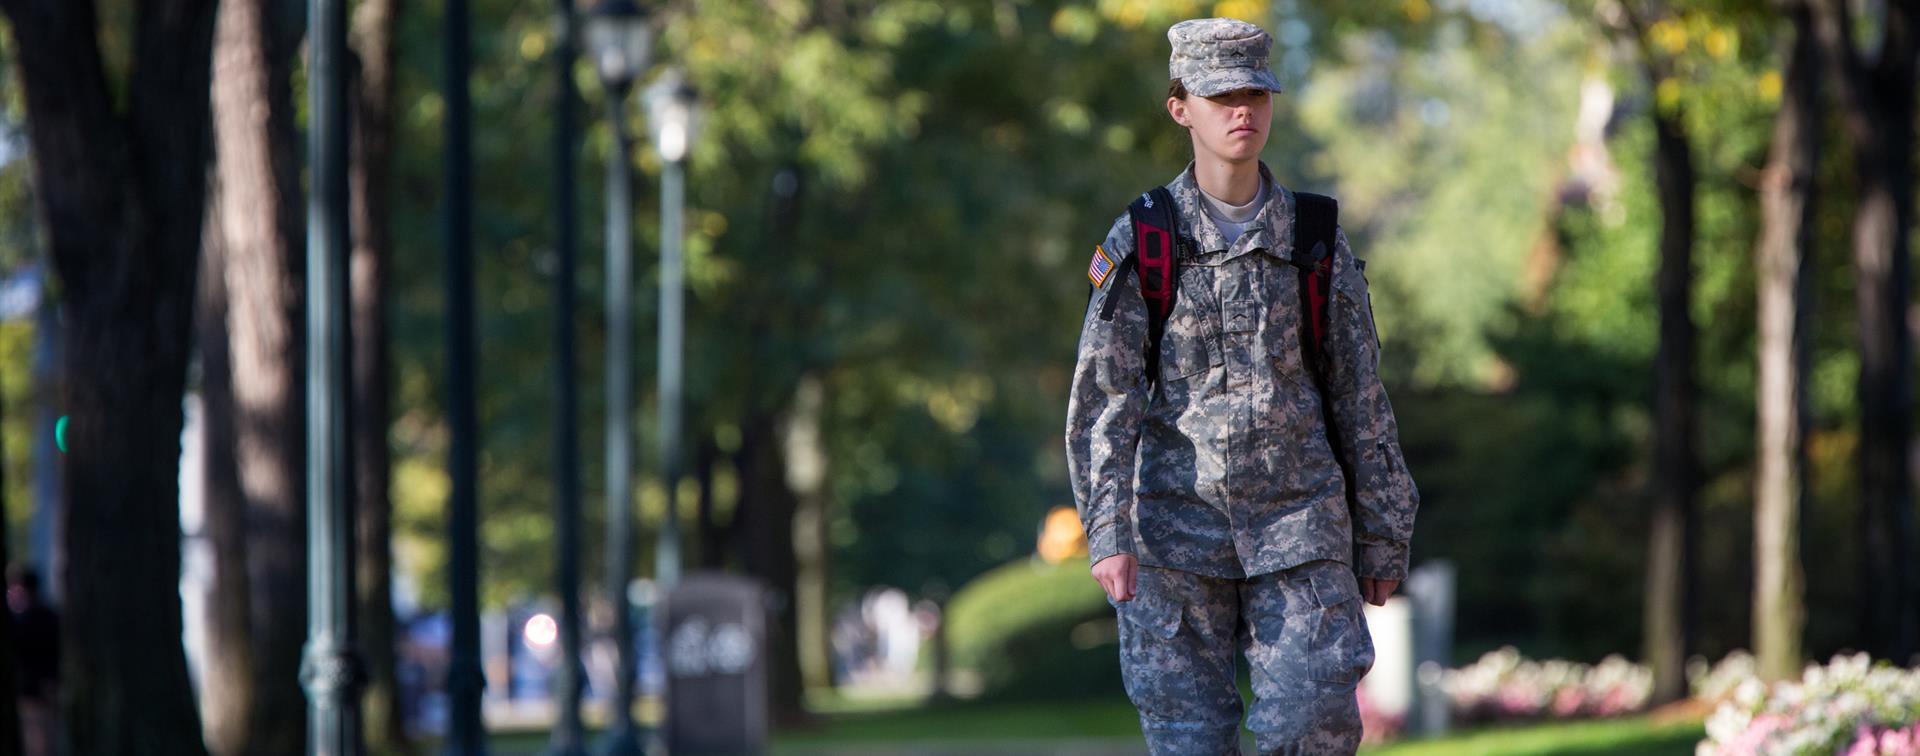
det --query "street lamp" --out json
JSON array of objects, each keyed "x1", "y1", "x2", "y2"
[
  {"x1": 586, "y1": 1, "x2": 652, "y2": 754},
  {"x1": 587, "y1": 0, "x2": 652, "y2": 92},
  {"x1": 645, "y1": 68, "x2": 700, "y2": 595}
]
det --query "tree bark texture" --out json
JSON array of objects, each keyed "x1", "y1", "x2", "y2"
[
  {"x1": 350, "y1": 0, "x2": 406, "y2": 750},
  {"x1": 195, "y1": 176, "x2": 260, "y2": 756},
  {"x1": 0, "y1": 0, "x2": 218, "y2": 752},
  {"x1": 1811, "y1": 0, "x2": 1917, "y2": 663},
  {"x1": 1644, "y1": 103, "x2": 1697, "y2": 706},
  {"x1": 207, "y1": 0, "x2": 310, "y2": 748},
  {"x1": 1752, "y1": 1, "x2": 1818, "y2": 683}
]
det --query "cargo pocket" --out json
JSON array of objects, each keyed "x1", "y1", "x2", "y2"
[
  {"x1": 1109, "y1": 590, "x2": 1183, "y2": 640},
  {"x1": 1305, "y1": 563, "x2": 1374, "y2": 685}
]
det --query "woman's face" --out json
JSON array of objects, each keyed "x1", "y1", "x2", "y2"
[{"x1": 1168, "y1": 87, "x2": 1272, "y2": 164}]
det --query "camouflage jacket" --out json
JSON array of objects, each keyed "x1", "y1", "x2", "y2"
[{"x1": 1065, "y1": 163, "x2": 1419, "y2": 580}]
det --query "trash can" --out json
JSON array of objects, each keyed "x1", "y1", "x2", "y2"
[{"x1": 663, "y1": 571, "x2": 767, "y2": 754}]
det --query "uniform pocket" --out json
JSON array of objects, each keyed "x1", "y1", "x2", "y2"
[
  {"x1": 1109, "y1": 571, "x2": 1185, "y2": 640},
  {"x1": 1157, "y1": 327, "x2": 1213, "y2": 383},
  {"x1": 1155, "y1": 268, "x2": 1220, "y2": 385},
  {"x1": 1354, "y1": 434, "x2": 1409, "y2": 497},
  {"x1": 1111, "y1": 593, "x2": 1182, "y2": 640},
  {"x1": 1304, "y1": 563, "x2": 1374, "y2": 685},
  {"x1": 1260, "y1": 290, "x2": 1311, "y2": 389}
]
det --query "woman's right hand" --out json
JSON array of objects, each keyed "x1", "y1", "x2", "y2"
[{"x1": 1091, "y1": 553, "x2": 1138, "y2": 602}]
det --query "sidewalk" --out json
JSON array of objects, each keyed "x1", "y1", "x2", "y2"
[{"x1": 774, "y1": 740, "x2": 1155, "y2": 756}]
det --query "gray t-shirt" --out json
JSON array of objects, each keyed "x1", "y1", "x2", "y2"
[{"x1": 1199, "y1": 182, "x2": 1266, "y2": 244}]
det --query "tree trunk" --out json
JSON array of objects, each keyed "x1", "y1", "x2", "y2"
[
  {"x1": 1812, "y1": 0, "x2": 1918, "y2": 663},
  {"x1": 739, "y1": 411, "x2": 804, "y2": 725},
  {"x1": 737, "y1": 163, "x2": 811, "y2": 725},
  {"x1": 208, "y1": 0, "x2": 309, "y2": 748},
  {"x1": 695, "y1": 435, "x2": 724, "y2": 570},
  {"x1": 195, "y1": 175, "x2": 260, "y2": 756},
  {"x1": 0, "y1": 350, "x2": 21, "y2": 756},
  {"x1": 1752, "y1": 1, "x2": 1818, "y2": 683},
  {"x1": 783, "y1": 376, "x2": 833, "y2": 695},
  {"x1": 350, "y1": 0, "x2": 407, "y2": 750},
  {"x1": 0, "y1": 0, "x2": 220, "y2": 752},
  {"x1": 1644, "y1": 103, "x2": 1696, "y2": 706}
]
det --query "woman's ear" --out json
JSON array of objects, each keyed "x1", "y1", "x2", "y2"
[{"x1": 1166, "y1": 96, "x2": 1189, "y2": 128}]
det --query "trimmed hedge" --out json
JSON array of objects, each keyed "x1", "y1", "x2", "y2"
[{"x1": 944, "y1": 556, "x2": 1122, "y2": 699}]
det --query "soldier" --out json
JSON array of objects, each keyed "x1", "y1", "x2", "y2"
[{"x1": 1064, "y1": 17, "x2": 1420, "y2": 756}]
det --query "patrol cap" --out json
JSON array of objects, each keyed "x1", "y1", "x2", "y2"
[{"x1": 1168, "y1": 18, "x2": 1284, "y2": 97}]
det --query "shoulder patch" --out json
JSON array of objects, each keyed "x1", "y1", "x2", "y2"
[{"x1": 1087, "y1": 244, "x2": 1116, "y2": 288}]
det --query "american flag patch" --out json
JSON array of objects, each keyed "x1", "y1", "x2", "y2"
[{"x1": 1087, "y1": 245, "x2": 1115, "y2": 287}]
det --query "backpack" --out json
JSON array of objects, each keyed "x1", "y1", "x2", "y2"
[{"x1": 1097, "y1": 185, "x2": 1346, "y2": 387}]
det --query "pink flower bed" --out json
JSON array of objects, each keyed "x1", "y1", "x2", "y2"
[
  {"x1": 1439, "y1": 647, "x2": 1653, "y2": 724},
  {"x1": 1700, "y1": 653, "x2": 1920, "y2": 755}
]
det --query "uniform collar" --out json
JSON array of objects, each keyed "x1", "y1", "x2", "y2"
[{"x1": 1167, "y1": 161, "x2": 1295, "y2": 264}]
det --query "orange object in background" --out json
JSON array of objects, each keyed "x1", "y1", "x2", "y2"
[{"x1": 1037, "y1": 506, "x2": 1088, "y2": 564}]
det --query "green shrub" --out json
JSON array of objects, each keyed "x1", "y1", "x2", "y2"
[{"x1": 944, "y1": 556, "x2": 1122, "y2": 699}]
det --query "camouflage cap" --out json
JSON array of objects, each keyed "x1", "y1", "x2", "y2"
[{"x1": 1168, "y1": 18, "x2": 1284, "y2": 97}]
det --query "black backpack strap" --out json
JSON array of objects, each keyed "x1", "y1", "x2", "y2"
[
  {"x1": 1289, "y1": 192, "x2": 1339, "y2": 374},
  {"x1": 1116, "y1": 187, "x2": 1179, "y2": 384},
  {"x1": 1289, "y1": 191, "x2": 1370, "y2": 573}
]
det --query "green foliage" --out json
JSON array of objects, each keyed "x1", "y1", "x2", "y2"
[
  {"x1": 0, "y1": 0, "x2": 1897, "y2": 681},
  {"x1": 355, "y1": 0, "x2": 1890, "y2": 669},
  {"x1": 0, "y1": 322, "x2": 28, "y2": 550},
  {"x1": 944, "y1": 556, "x2": 1119, "y2": 699},
  {"x1": 1299, "y1": 10, "x2": 1586, "y2": 386}
]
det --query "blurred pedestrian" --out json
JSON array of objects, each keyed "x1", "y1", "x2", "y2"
[
  {"x1": 1065, "y1": 17, "x2": 1421, "y2": 755},
  {"x1": 9, "y1": 563, "x2": 59, "y2": 756}
]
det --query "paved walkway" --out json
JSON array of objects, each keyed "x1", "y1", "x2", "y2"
[{"x1": 773, "y1": 740, "x2": 1155, "y2": 755}]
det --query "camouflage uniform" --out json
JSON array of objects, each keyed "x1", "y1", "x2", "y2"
[{"x1": 1063, "y1": 18, "x2": 1420, "y2": 755}]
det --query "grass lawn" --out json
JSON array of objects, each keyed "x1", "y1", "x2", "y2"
[
  {"x1": 1370, "y1": 716, "x2": 1705, "y2": 755},
  {"x1": 773, "y1": 696, "x2": 1705, "y2": 755},
  {"x1": 426, "y1": 698, "x2": 1706, "y2": 755}
]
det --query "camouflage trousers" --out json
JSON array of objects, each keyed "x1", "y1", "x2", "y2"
[{"x1": 1110, "y1": 559, "x2": 1373, "y2": 756}]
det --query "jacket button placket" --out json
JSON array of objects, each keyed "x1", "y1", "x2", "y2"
[{"x1": 1218, "y1": 262, "x2": 1262, "y2": 568}]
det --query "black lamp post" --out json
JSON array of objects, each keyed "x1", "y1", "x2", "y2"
[
  {"x1": 550, "y1": 0, "x2": 587, "y2": 751},
  {"x1": 443, "y1": 0, "x2": 484, "y2": 748},
  {"x1": 645, "y1": 68, "x2": 700, "y2": 591},
  {"x1": 585, "y1": 1, "x2": 652, "y2": 753}
]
